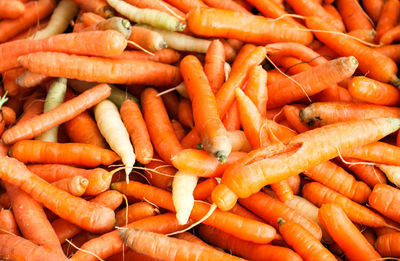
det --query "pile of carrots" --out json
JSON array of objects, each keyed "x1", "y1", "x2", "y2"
[{"x1": 1, "y1": 0, "x2": 400, "y2": 260}]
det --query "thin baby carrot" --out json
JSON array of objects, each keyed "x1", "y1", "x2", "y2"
[
  {"x1": 18, "y1": 52, "x2": 182, "y2": 87},
  {"x1": 0, "y1": 208, "x2": 18, "y2": 236},
  {"x1": 319, "y1": 204, "x2": 382, "y2": 261},
  {"x1": 2, "y1": 83, "x2": 111, "y2": 144},
  {"x1": 204, "y1": 40, "x2": 226, "y2": 93},
  {"x1": 187, "y1": 8, "x2": 314, "y2": 45}
]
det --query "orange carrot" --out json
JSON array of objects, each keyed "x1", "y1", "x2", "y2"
[
  {"x1": 245, "y1": 65, "x2": 268, "y2": 118},
  {"x1": 369, "y1": 184, "x2": 400, "y2": 224},
  {"x1": 162, "y1": 0, "x2": 207, "y2": 13},
  {"x1": 340, "y1": 157, "x2": 387, "y2": 187},
  {"x1": 336, "y1": 0, "x2": 373, "y2": 31},
  {"x1": 112, "y1": 180, "x2": 277, "y2": 244},
  {"x1": 362, "y1": 0, "x2": 384, "y2": 23},
  {"x1": 128, "y1": 26, "x2": 168, "y2": 52},
  {"x1": 342, "y1": 141, "x2": 400, "y2": 166},
  {"x1": 123, "y1": 0, "x2": 186, "y2": 19},
  {"x1": 187, "y1": 8, "x2": 313, "y2": 45},
  {"x1": 193, "y1": 178, "x2": 219, "y2": 201},
  {"x1": 303, "y1": 182, "x2": 388, "y2": 227},
  {"x1": 172, "y1": 232, "x2": 211, "y2": 247},
  {"x1": 212, "y1": 117, "x2": 400, "y2": 210},
  {"x1": 347, "y1": 29, "x2": 376, "y2": 43},
  {"x1": 267, "y1": 56, "x2": 358, "y2": 109},
  {"x1": 299, "y1": 102, "x2": 400, "y2": 127},
  {"x1": 116, "y1": 202, "x2": 158, "y2": 227},
  {"x1": 271, "y1": 180, "x2": 295, "y2": 203},
  {"x1": 162, "y1": 90, "x2": 180, "y2": 120},
  {"x1": 306, "y1": 16, "x2": 400, "y2": 86},
  {"x1": 376, "y1": 44, "x2": 400, "y2": 63},
  {"x1": 0, "y1": 0, "x2": 55, "y2": 43},
  {"x1": 177, "y1": 98, "x2": 193, "y2": 128},
  {"x1": 277, "y1": 218, "x2": 336, "y2": 261},
  {"x1": 202, "y1": 0, "x2": 250, "y2": 13},
  {"x1": 2, "y1": 83, "x2": 111, "y2": 144},
  {"x1": 15, "y1": 70, "x2": 49, "y2": 88},
  {"x1": 228, "y1": 203, "x2": 264, "y2": 222},
  {"x1": 2, "y1": 68, "x2": 24, "y2": 96},
  {"x1": 111, "y1": 49, "x2": 181, "y2": 64},
  {"x1": 0, "y1": 0, "x2": 25, "y2": 19},
  {"x1": 51, "y1": 176, "x2": 88, "y2": 197},
  {"x1": 121, "y1": 99, "x2": 153, "y2": 165},
  {"x1": 375, "y1": 232, "x2": 400, "y2": 257},
  {"x1": 239, "y1": 191, "x2": 322, "y2": 240},
  {"x1": 223, "y1": 101, "x2": 241, "y2": 131},
  {"x1": 375, "y1": 0, "x2": 400, "y2": 41},
  {"x1": 144, "y1": 157, "x2": 176, "y2": 191},
  {"x1": 245, "y1": 0, "x2": 299, "y2": 24},
  {"x1": 204, "y1": 40, "x2": 226, "y2": 93},
  {"x1": 171, "y1": 119, "x2": 186, "y2": 141},
  {"x1": 319, "y1": 204, "x2": 382, "y2": 261},
  {"x1": 0, "y1": 208, "x2": 19, "y2": 235},
  {"x1": 71, "y1": 0, "x2": 113, "y2": 18},
  {"x1": 142, "y1": 88, "x2": 183, "y2": 164}
]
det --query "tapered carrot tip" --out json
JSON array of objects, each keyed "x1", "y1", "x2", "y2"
[
  {"x1": 211, "y1": 183, "x2": 238, "y2": 211},
  {"x1": 277, "y1": 218, "x2": 286, "y2": 226}
]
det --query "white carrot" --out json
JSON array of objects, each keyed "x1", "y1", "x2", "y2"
[
  {"x1": 376, "y1": 164, "x2": 400, "y2": 187},
  {"x1": 94, "y1": 99, "x2": 135, "y2": 180},
  {"x1": 172, "y1": 170, "x2": 198, "y2": 225}
]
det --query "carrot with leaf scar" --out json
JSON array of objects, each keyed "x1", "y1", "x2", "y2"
[
  {"x1": 187, "y1": 8, "x2": 313, "y2": 45},
  {"x1": 0, "y1": 30, "x2": 128, "y2": 73},
  {"x1": 306, "y1": 16, "x2": 400, "y2": 86},
  {"x1": 2, "y1": 83, "x2": 111, "y2": 144},
  {"x1": 212, "y1": 117, "x2": 400, "y2": 211},
  {"x1": 267, "y1": 56, "x2": 358, "y2": 109},
  {"x1": 319, "y1": 204, "x2": 382, "y2": 261},
  {"x1": 18, "y1": 52, "x2": 182, "y2": 87},
  {"x1": 181, "y1": 55, "x2": 231, "y2": 162}
]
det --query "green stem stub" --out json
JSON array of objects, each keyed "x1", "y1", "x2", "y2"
[
  {"x1": 216, "y1": 151, "x2": 227, "y2": 163},
  {"x1": 196, "y1": 142, "x2": 204, "y2": 150},
  {"x1": 0, "y1": 91, "x2": 8, "y2": 110},
  {"x1": 277, "y1": 218, "x2": 286, "y2": 226}
]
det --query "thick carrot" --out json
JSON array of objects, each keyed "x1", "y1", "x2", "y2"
[
  {"x1": 70, "y1": 212, "x2": 192, "y2": 261},
  {"x1": 369, "y1": 184, "x2": 400, "y2": 224},
  {"x1": 0, "y1": 234, "x2": 68, "y2": 261},
  {"x1": 267, "y1": 56, "x2": 358, "y2": 109},
  {"x1": 303, "y1": 182, "x2": 388, "y2": 227},
  {"x1": 9, "y1": 140, "x2": 120, "y2": 167},
  {"x1": 187, "y1": 8, "x2": 313, "y2": 45},
  {"x1": 181, "y1": 55, "x2": 231, "y2": 162},
  {"x1": 304, "y1": 161, "x2": 371, "y2": 203},
  {"x1": 299, "y1": 102, "x2": 400, "y2": 127},
  {"x1": 71, "y1": 0, "x2": 113, "y2": 18},
  {"x1": 111, "y1": 48, "x2": 181, "y2": 64},
  {"x1": 277, "y1": 218, "x2": 336, "y2": 261},
  {"x1": 362, "y1": 0, "x2": 384, "y2": 23},
  {"x1": 0, "y1": 0, "x2": 56, "y2": 43},
  {"x1": 336, "y1": 0, "x2": 373, "y2": 31},
  {"x1": 51, "y1": 176, "x2": 88, "y2": 197},
  {"x1": 141, "y1": 88, "x2": 183, "y2": 164},
  {"x1": 306, "y1": 16, "x2": 400, "y2": 86},
  {"x1": 204, "y1": 40, "x2": 226, "y2": 93},
  {"x1": 212, "y1": 117, "x2": 400, "y2": 210},
  {"x1": 116, "y1": 202, "x2": 158, "y2": 227},
  {"x1": 120, "y1": 228, "x2": 245, "y2": 261},
  {"x1": 5, "y1": 183, "x2": 62, "y2": 251},
  {"x1": 239, "y1": 191, "x2": 322, "y2": 240},
  {"x1": 319, "y1": 203, "x2": 382, "y2": 261},
  {"x1": 342, "y1": 141, "x2": 400, "y2": 166},
  {"x1": 0, "y1": 0, "x2": 25, "y2": 19},
  {"x1": 375, "y1": 232, "x2": 400, "y2": 257},
  {"x1": 375, "y1": 0, "x2": 400, "y2": 41},
  {"x1": 2, "y1": 83, "x2": 111, "y2": 144},
  {"x1": 112, "y1": 180, "x2": 277, "y2": 244},
  {"x1": 19, "y1": 52, "x2": 182, "y2": 87},
  {"x1": 245, "y1": 65, "x2": 268, "y2": 118}
]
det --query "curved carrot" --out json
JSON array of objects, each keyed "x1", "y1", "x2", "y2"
[
  {"x1": 340, "y1": 157, "x2": 387, "y2": 187},
  {"x1": 336, "y1": 0, "x2": 373, "y2": 31},
  {"x1": 299, "y1": 102, "x2": 400, "y2": 127},
  {"x1": 369, "y1": 184, "x2": 400, "y2": 224},
  {"x1": 319, "y1": 204, "x2": 382, "y2": 261},
  {"x1": 187, "y1": 8, "x2": 313, "y2": 45},
  {"x1": 9, "y1": 140, "x2": 120, "y2": 167},
  {"x1": 2, "y1": 83, "x2": 111, "y2": 144},
  {"x1": 375, "y1": 232, "x2": 400, "y2": 257},
  {"x1": 181, "y1": 55, "x2": 231, "y2": 161},
  {"x1": 204, "y1": 40, "x2": 226, "y2": 93},
  {"x1": 306, "y1": 16, "x2": 400, "y2": 86},
  {"x1": 212, "y1": 117, "x2": 400, "y2": 210},
  {"x1": 239, "y1": 191, "x2": 322, "y2": 240},
  {"x1": 375, "y1": 0, "x2": 400, "y2": 41}
]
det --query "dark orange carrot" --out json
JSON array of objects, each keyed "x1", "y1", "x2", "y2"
[
  {"x1": 375, "y1": 0, "x2": 400, "y2": 41},
  {"x1": 319, "y1": 204, "x2": 382, "y2": 261},
  {"x1": 177, "y1": 98, "x2": 193, "y2": 128},
  {"x1": 0, "y1": 208, "x2": 19, "y2": 235},
  {"x1": 369, "y1": 184, "x2": 400, "y2": 224},
  {"x1": 342, "y1": 141, "x2": 400, "y2": 166},
  {"x1": 116, "y1": 202, "x2": 158, "y2": 226},
  {"x1": 283, "y1": 104, "x2": 311, "y2": 133},
  {"x1": 171, "y1": 119, "x2": 186, "y2": 141},
  {"x1": 336, "y1": 0, "x2": 373, "y2": 31},
  {"x1": 340, "y1": 157, "x2": 387, "y2": 188},
  {"x1": 312, "y1": 85, "x2": 353, "y2": 102},
  {"x1": 245, "y1": 65, "x2": 268, "y2": 118},
  {"x1": 187, "y1": 8, "x2": 313, "y2": 45},
  {"x1": 144, "y1": 156, "x2": 176, "y2": 191},
  {"x1": 0, "y1": 0, "x2": 25, "y2": 19},
  {"x1": 223, "y1": 101, "x2": 241, "y2": 131},
  {"x1": 362, "y1": 0, "x2": 384, "y2": 23},
  {"x1": 71, "y1": 0, "x2": 113, "y2": 17},
  {"x1": 202, "y1": 0, "x2": 250, "y2": 13},
  {"x1": 193, "y1": 178, "x2": 219, "y2": 201},
  {"x1": 375, "y1": 232, "x2": 400, "y2": 257},
  {"x1": 204, "y1": 40, "x2": 226, "y2": 93},
  {"x1": 111, "y1": 49, "x2": 181, "y2": 64}
]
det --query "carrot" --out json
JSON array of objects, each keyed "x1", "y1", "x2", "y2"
[
  {"x1": 51, "y1": 176, "x2": 88, "y2": 197},
  {"x1": 123, "y1": 0, "x2": 186, "y2": 20},
  {"x1": 223, "y1": 101, "x2": 241, "y2": 131},
  {"x1": 0, "y1": 233, "x2": 68, "y2": 261},
  {"x1": 304, "y1": 161, "x2": 371, "y2": 203},
  {"x1": 187, "y1": 8, "x2": 313, "y2": 45},
  {"x1": 71, "y1": 0, "x2": 113, "y2": 18},
  {"x1": 70, "y1": 212, "x2": 192, "y2": 261},
  {"x1": 369, "y1": 184, "x2": 400, "y2": 224},
  {"x1": 162, "y1": 0, "x2": 207, "y2": 13},
  {"x1": 362, "y1": 0, "x2": 384, "y2": 23},
  {"x1": 0, "y1": 208, "x2": 18, "y2": 236},
  {"x1": 18, "y1": 52, "x2": 182, "y2": 87},
  {"x1": 116, "y1": 202, "x2": 158, "y2": 227},
  {"x1": 376, "y1": 44, "x2": 400, "y2": 63},
  {"x1": 172, "y1": 232, "x2": 211, "y2": 248},
  {"x1": 0, "y1": 0, "x2": 25, "y2": 19},
  {"x1": 239, "y1": 191, "x2": 322, "y2": 240},
  {"x1": 2, "y1": 83, "x2": 111, "y2": 144},
  {"x1": 380, "y1": 25, "x2": 400, "y2": 45},
  {"x1": 171, "y1": 119, "x2": 186, "y2": 141},
  {"x1": 9, "y1": 140, "x2": 120, "y2": 167},
  {"x1": 336, "y1": 0, "x2": 373, "y2": 31},
  {"x1": 0, "y1": 0, "x2": 56, "y2": 43},
  {"x1": 15, "y1": 71, "x2": 49, "y2": 88},
  {"x1": 0, "y1": 194, "x2": 10, "y2": 210},
  {"x1": 202, "y1": 0, "x2": 250, "y2": 13},
  {"x1": 376, "y1": 164, "x2": 400, "y2": 188},
  {"x1": 267, "y1": 56, "x2": 358, "y2": 109},
  {"x1": 285, "y1": 0, "x2": 345, "y2": 32},
  {"x1": 177, "y1": 98, "x2": 193, "y2": 128},
  {"x1": 5, "y1": 183, "x2": 62, "y2": 251},
  {"x1": 271, "y1": 180, "x2": 295, "y2": 203},
  {"x1": 30, "y1": 0, "x2": 79, "y2": 40},
  {"x1": 141, "y1": 88, "x2": 183, "y2": 164},
  {"x1": 375, "y1": 0, "x2": 400, "y2": 41},
  {"x1": 245, "y1": 0, "x2": 299, "y2": 24},
  {"x1": 144, "y1": 157, "x2": 175, "y2": 191},
  {"x1": 112, "y1": 180, "x2": 277, "y2": 244},
  {"x1": 227, "y1": 202, "x2": 263, "y2": 222},
  {"x1": 277, "y1": 218, "x2": 337, "y2": 261},
  {"x1": 319, "y1": 203, "x2": 382, "y2": 261},
  {"x1": 299, "y1": 102, "x2": 400, "y2": 127},
  {"x1": 303, "y1": 182, "x2": 388, "y2": 228},
  {"x1": 306, "y1": 16, "x2": 400, "y2": 86},
  {"x1": 245, "y1": 65, "x2": 268, "y2": 118},
  {"x1": 269, "y1": 55, "x2": 313, "y2": 75},
  {"x1": 128, "y1": 26, "x2": 167, "y2": 52},
  {"x1": 323, "y1": 4, "x2": 345, "y2": 29},
  {"x1": 161, "y1": 90, "x2": 179, "y2": 120},
  {"x1": 120, "y1": 228, "x2": 245, "y2": 261},
  {"x1": 2, "y1": 68, "x2": 24, "y2": 96},
  {"x1": 107, "y1": 249, "x2": 158, "y2": 261},
  {"x1": 180, "y1": 55, "x2": 231, "y2": 162},
  {"x1": 342, "y1": 141, "x2": 400, "y2": 166},
  {"x1": 347, "y1": 29, "x2": 376, "y2": 43},
  {"x1": 82, "y1": 17, "x2": 132, "y2": 40},
  {"x1": 212, "y1": 117, "x2": 400, "y2": 210},
  {"x1": 283, "y1": 104, "x2": 311, "y2": 133},
  {"x1": 52, "y1": 190, "x2": 123, "y2": 244},
  {"x1": 111, "y1": 48, "x2": 181, "y2": 64},
  {"x1": 172, "y1": 170, "x2": 198, "y2": 224},
  {"x1": 204, "y1": 40, "x2": 226, "y2": 93},
  {"x1": 193, "y1": 178, "x2": 219, "y2": 201},
  {"x1": 375, "y1": 232, "x2": 400, "y2": 257},
  {"x1": 340, "y1": 157, "x2": 387, "y2": 187}
]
